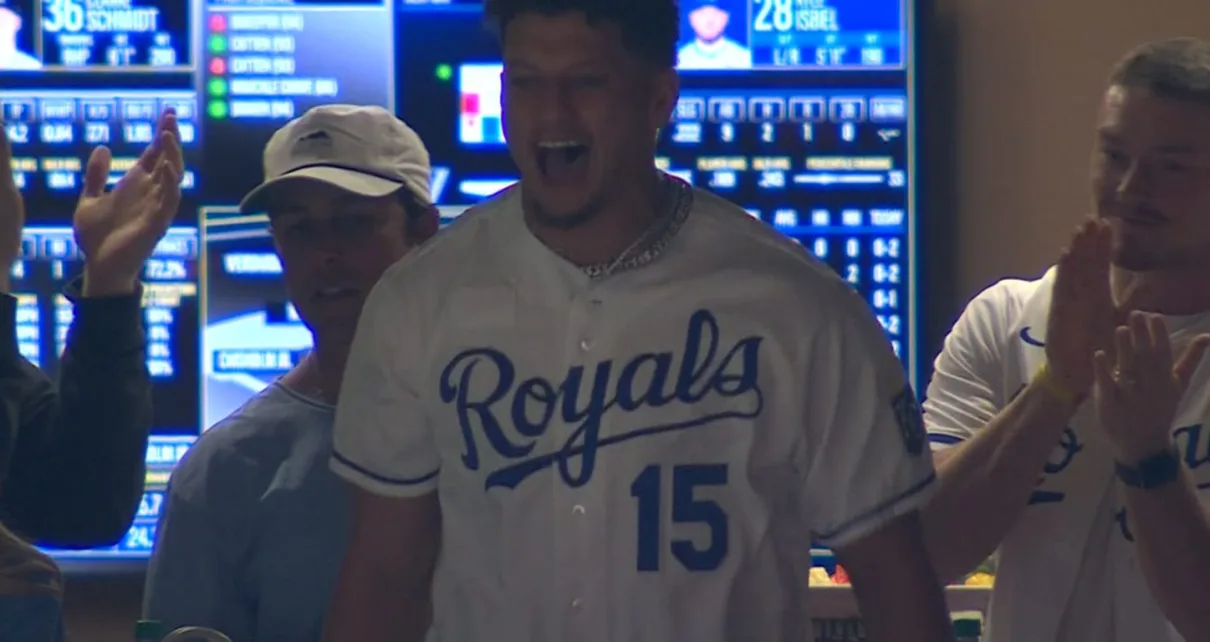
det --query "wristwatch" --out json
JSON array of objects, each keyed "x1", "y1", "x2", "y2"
[{"x1": 1115, "y1": 447, "x2": 1181, "y2": 490}]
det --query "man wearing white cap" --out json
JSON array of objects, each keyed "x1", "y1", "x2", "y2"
[{"x1": 143, "y1": 104, "x2": 438, "y2": 642}]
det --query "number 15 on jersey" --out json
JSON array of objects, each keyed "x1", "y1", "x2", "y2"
[{"x1": 631, "y1": 463, "x2": 730, "y2": 572}]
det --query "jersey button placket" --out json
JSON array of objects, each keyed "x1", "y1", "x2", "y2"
[
  {"x1": 577, "y1": 299, "x2": 601, "y2": 352},
  {"x1": 560, "y1": 293, "x2": 607, "y2": 640}
]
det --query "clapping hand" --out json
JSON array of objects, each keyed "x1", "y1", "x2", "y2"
[
  {"x1": 0, "y1": 120, "x2": 24, "y2": 292},
  {"x1": 75, "y1": 109, "x2": 184, "y2": 296},
  {"x1": 1045, "y1": 219, "x2": 1119, "y2": 398},
  {"x1": 1092, "y1": 312, "x2": 1210, "y2": 460}
]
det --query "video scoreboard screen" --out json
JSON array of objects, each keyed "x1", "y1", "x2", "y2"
[
  {"x1": 196, "y1": 0, "x2": 393, "y2": 203},
  {"x1": 199, "y1": 207, "x2": 306, "y2": 427},
  {"x1": 7, "y1": 0, "x2": 919, "y2": 563}
]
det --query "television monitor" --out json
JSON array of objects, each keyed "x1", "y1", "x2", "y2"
[{"x1": 3, "y1": 0, "x2": 920, "y2": 563}]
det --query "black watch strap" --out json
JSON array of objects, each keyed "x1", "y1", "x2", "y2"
[{"x1": 1115, "y1": 447, "x2": 1181, "y2": 490}]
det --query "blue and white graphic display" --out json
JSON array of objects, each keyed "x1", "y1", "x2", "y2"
[
  {"x1": 2, "y1": 0, "x2": 402, "y2": 563},
  {"x1": 199, "y1": 208, "x2": 308, "y2": 428},
  {"x1": 674, "y1": 0, "x2": 905, "y2": 70},
  {"x1": 39, "y1": 0, "x2": 192, "y2": 69},
  {"x1": 0, "y1": 0, "x2": 191, "y2": 71},
  {"x1": 745, "y1": 0, "x2": 904, "y2": 68}
]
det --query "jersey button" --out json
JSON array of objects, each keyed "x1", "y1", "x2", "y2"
[
  {"x1": 579, "y1": 338, "x2": 593, "y2": 351},
  {"x1": 572, "y1": 504, "x2": 586, "y2": 515},
  {"x1": 571, "y1": 597, "x2": 583, "y2": 610}
]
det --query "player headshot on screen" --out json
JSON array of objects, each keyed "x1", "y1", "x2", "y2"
[
  {"x1": 0, "y1": 2, "x2": 39, "y2": 70},
  {"x1": 677, "y1": 0, "x2": 751, "y2": 70},
  {"x1": 323, "y1": 1, "x2": 955, "y2": 642}
]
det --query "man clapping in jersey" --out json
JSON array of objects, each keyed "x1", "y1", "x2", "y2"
[{"x1": 922, "y1": 38, "x2": 1210, "y2": 642}]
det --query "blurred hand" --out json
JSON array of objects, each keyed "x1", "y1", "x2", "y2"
[
  {"x1": 1093, "y1": 312, "x2": 1210, "y2": 460},
  {"x1": 0, "y1": 121, "x2": 24, "y2": 292},
  {"x1": 1045, "y1": 219, "x2": 1118, "y2": 397},
  {"x1": 75, "y1": 109, "x2": 184, "y2": 297}
]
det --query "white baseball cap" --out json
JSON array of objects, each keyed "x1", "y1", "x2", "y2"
[{"x1": 239, "y1": 104, "x2": 431, "y2": 214}]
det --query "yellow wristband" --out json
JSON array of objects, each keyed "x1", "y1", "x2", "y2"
[{"x1": 1034, "y1": 362, "x2": 1081, "y2": 406}]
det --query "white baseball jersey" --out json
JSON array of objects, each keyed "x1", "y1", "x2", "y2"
[
  {"x1": 331, "y1": 179, "x2": 936, "y2": 642},
  {"x1": 677, "y1": 39, "x2": 753, "y2": 70},
  {"x1": 924, "y1": 268, "x2": 1210, "y2": 642}
]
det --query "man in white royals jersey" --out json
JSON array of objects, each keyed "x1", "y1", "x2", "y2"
[
  {"x1": 921, "y1": 38, "x2": 1210, "y2": 642},
  {"x1": 322, "y1": 1, "x2": 955, "y2": 642}
]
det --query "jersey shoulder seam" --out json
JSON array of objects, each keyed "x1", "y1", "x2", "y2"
[{"x1": 691, "y1": 190, "x2": 834, "y2": 275}]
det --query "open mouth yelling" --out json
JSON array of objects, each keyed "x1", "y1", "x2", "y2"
[{"x1": 536, "y1": 140, "x2": 591, "y2": 183}]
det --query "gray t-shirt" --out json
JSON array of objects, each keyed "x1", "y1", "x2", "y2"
[{"x1": 143, "y1": 382, "x2": 345, "y2": 642}]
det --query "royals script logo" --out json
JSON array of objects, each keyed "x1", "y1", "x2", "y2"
[{"x1": 438, "y1": 309, "x2": 765, "y2": 490}]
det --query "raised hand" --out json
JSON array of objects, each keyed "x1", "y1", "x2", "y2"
[
  {"x1": 1045, "y1": 219, "x2": 1117, "y2": 397},
  {"x1": 1093, "y1": 312, "x2": 1210, "y2": 460},
  {"x1": 74, "y1": 109, "x2": 184, "y2": 296},
  {"x1": 0, "y1": 120, "x2": 23, "y2": 291}
]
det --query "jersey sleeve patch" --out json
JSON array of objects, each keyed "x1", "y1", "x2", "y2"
[{"x1": 892, "y1": 384, "x2": 926, "y2": 456}]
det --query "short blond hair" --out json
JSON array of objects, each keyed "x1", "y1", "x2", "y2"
[{"x1": 1110, "y1": 38, "x2": 1210, "y2": 106}]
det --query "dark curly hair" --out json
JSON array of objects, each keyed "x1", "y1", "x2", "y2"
[
  {"x1": 1110, "y1": 37, "x2": 1210, "y2": 107},
  {"x1": 483, "y1": 0, "x2": 680, "y2": 68}
]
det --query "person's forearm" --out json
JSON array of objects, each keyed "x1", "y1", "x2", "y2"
[
  {"x1": 324, "y1": 576, "x2": 430, "y2": 642},
  {"x1": 922, "y1": 380, "x2": 1079, "y2": 582},
  {"x1": 1123, "y1": 469, "x2": 1210, "y2": 639},
  {"x1": 81, "y1": 268, "x2": 139, "y2": 298},
  {"x1": 862, "y1": 589, "x2": 954, "y2": 642},
  {"x1": 2, "y1": 283, "x2": 151, "y2": 546},
  {"x1": 0, "y1": 292, "x2": 60, "y2": 536},
  {"x1": 49, "y1": 286, "x2": 151, "y2": 544},
  {"x1": 849, "y1": 533, "x2": 955, "y2": 642}
]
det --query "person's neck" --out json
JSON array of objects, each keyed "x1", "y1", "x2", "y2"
[
  {"x1": 526, "y1": 169, "x2": 665, "y2": 267},
  {"x1": 1111, "y1": 265, "x2": 1210, "y2": 316},
  {"x1": 281, "y1": 332, "x2": 353, "y2": 404}
]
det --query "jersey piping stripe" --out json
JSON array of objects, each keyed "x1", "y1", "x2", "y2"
[
  {"x1": 927, "y1": 433, "x2": 964, "y2": 445},
  {"x1": 814, "y1": 472, "x2": 936, "y2": 544},
  {"x1": 330, "y1": 450, "x2": 440, "y2": 486}
]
